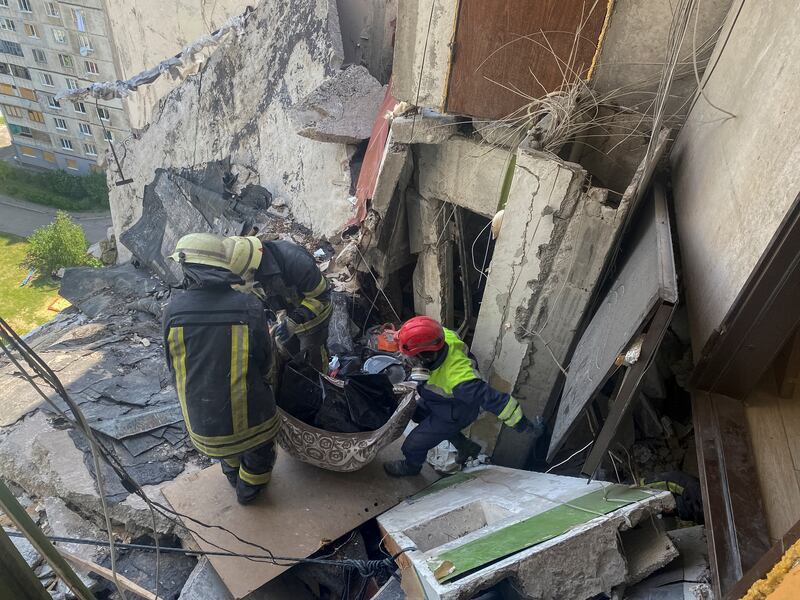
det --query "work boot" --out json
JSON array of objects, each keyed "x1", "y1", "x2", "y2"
[
  {"x1": 383, "y1": 459, "x2": 423, "y2": 477},
  {"x1": 220, "y1": 462, "x2": 238, "y2": 489},
  {"x1": 448, "y1": 433, "x2": 482, "y2": 465},
  {"x1": 236, "y1": 481, "x2": 264, "y2": 505}
]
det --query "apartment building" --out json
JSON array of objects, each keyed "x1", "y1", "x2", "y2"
[{"x1": 0, "y1": 0, "x2": 130, "y2": 173}]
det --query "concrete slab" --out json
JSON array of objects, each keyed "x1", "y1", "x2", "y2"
[
  {"x1": 371, "y1": 130, "x2": 412, "y2": 217},
  {"x1": 377, "y1": 466, "x2": 674, "y2": 600},
  {"x1": 416, "y1": 136, "x2": 513, "y2": 218},
  {"x1": 470, "y1": 151, "x2": 585, "y2": 444},
  {"x1": 391, "y1": 110, "x2": 460, "y2": 145},
  {"x1": 162, "y1": 442, "x2": 439, "y2": 599},
  {"x1": 178, "y1": 557, "x2": 233, "y2": 600},
  {"x1": 392, "y1": 0, "x2": 457, "y2": 111},
  {"x1": 290, "y1": 65, "x2": 386, "y2": 144}
]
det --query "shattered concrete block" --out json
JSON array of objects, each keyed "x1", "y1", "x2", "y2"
[
  {"x1": 416, "y1": 136, "x2": 513, "y2": 218},
  {"x1": 377, "y1": 466, "x2": 674, "y2": 600},
  {"x1": 371, "y1": 130, "x2": 412, "y2": 217},
  {"x1": 391, "y1": 109, "x2": 459, "y2": 145},
  {"x1": 290, "y1": 65, "x2": 386, "y2": 144},
  {"x1": 10, "y1": 534, "x2": 42, "y2": 569},
  {"x1": 492, "y1": 186, "x2": 621, "y2": 466},
  {"x1": 471, "y1": 151, "x2": 586, "y2": 396},
  {"x1": 474, "y1": 120, "x2": 529, "y2": 149},
  {"x1": 110, "y1": 0, "x2": 355, "y2": 260},
  {"x1": 0, "y1": 412, "x2": 174, "y2": 534},
  {"x1": 620, "y1": 525, "x2": 680, "y2": 585},
  {"x1": 179, "y1": 557, "x2": 232, "y2": 600}
]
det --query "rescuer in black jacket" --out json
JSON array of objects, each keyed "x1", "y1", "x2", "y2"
[
  {"x1": 249, "y1": 239, "x2": 332, "y2": 372},
  {"x1": 164, "y1": 234, "x2": 281, "y2": 505}
]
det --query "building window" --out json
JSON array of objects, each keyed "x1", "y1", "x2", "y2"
[
  {"x1": 27, "y1": 109, "x2": 43, "y2": 122},
  {"x1": 10, "y1": 63, "x2": 29, "y2": 79},
  {"x1": 84, "y1": 60, "x2": 98, "y2": 75},
  {"x1": 78, "y1": 122, "x2": 90, "y2": 135},
  {"x1": 20, "y1": 146, "x2": 38, "y2": 158},
  {"x1": 18, "y1": 86, "x2": 35, "y2": 100},
  {"x1": 53, "y1": 117, "x2": 67, "y2": 130},
  {"x1": 66, "y1": 158, "x2": 78, "y2": 170},
  {"x1": 0, "y1": 82, "x2": 12, "y2": 95},
  {"x1": 45, "y1": 2, "x2": 58, "y2": 17},
  {"x1": 0, "y1": 1, "x2": 8, "y2": 8},
  {"x1": 32, "y1": 48, "x2": 46, "y2": 64},
  {"x1": 23, "y1": 23, "x2": 37, "y2": 38},
  {"x1": 71, "y1": 9, "x2": 85, "y2": 32},
  {"x1": 73, "y1": 101, "x2": 85, "y2": 114},
  {"x1": 0, "y1": 61, "x2": 6, "y2": 74},
  {"x1": 17, "y1": 0, "x2": 31, "y2": 12},
  {"x1": 43, "y1": 151, "x2": 55, "y2": 162},
  {"x1": 78, "y1": 34, "x2": 92, "y2": 52},
  {"x1": 83, "y1": 142, "x2": 96, "y2": 156},
  {"x1": 1, "y1": 103, "x2": 22, "y2": 117},
  {"x1": 96, "y1": 106, "x2": 109, "y2": 121},
  {"x1": 58, "y1": 54, "x2": 73, "y2": 69},
  {"x1": 40, "y1": 72, "x2": 54, "y2": 87},
  {"x1": 102, "y1": 130, "x2": 112, "y2": 142},
  {"x1": 60, "y1": 138, "x2": 73, "y2": 150},
  {"x1": 17, "y1": 125, "x2": 31, "y2": 137},
  {"x1": 0, "y1": 17, "x2": 14, "y2": 31},
  {"x1": 0, "y1": 39, "x2": 23, "y2": 57},
  {"x1": 46, "y1": 95, "x2": 60, "y2": 109},
  {"x1": 52, "y1": 29, "x2": 67, "y2": 44}
]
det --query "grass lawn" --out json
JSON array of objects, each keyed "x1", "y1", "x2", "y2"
[{"x1": 0, "y1": 233, "x2": 64, "y2": 335}]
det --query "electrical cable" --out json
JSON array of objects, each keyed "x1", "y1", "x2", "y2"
[
  {"x1": 0, "y1": 320, "x2": 135, "y2": 600},
  {"x1": 2, "y1": 529, "x2": 412, "y2": 572}
]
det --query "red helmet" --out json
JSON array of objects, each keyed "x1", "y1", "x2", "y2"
[{"x1": 397, "y1": 316, "x2": 445, "y2": 356}]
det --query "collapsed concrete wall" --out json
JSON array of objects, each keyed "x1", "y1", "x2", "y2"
[
  {"x1": 104, "y1": 0, "x2": 253, "y2": 129},
  {"x1": 109, "y1": 0, "x2": 357, "y2": 263}
]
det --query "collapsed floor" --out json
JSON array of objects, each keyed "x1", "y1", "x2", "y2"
[{"x1": 0, "y1": 0, "x2": 739, "y2": 598}]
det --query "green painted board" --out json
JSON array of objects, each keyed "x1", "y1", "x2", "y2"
[
  {"x1": 411, "y1": 471, "x2": 477, "y2": 500},
  {"x1": 430, "y1": 485, "x2": 656, "y2": 583}
]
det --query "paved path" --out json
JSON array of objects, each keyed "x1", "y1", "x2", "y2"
[{"x1": 0, "y1": 195, "x2": 112, "y2": 243}]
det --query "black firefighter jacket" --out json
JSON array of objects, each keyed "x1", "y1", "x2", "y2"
[
  {"x1": 163, "y1": 265, "x2": 279, "y2": 458},
  {"x1": 255, "y1": 240, "x2": 332, "y2": 335}
]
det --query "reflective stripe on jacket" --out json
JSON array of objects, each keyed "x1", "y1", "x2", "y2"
[
  {"x1": 254, "y1": 240, "x2": 332, "y2": 334},
  {"x1": 420, "y1": 328, "x2": 524, "y2": 427},
  {"x1": 163, "y1": 282, "x2": 280, "y2": 457}
]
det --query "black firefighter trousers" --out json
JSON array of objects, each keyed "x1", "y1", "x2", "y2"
[{"x1": 220, "y1": 441, "x2": 277, "y2": 499}]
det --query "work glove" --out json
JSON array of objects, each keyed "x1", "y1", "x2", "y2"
[
  {"x1": 273, "y1": 317, "x2": 297, "y2": 345},
  {"x1": 513, "y1": 415, "x2": 546, "y2": 439}
]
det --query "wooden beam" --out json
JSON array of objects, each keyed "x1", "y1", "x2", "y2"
[
  {"x1": 693, "y1": 391, "x2": 771, "y2": 598},
  {"x1": 60, "y1": 550, "x2": 158, "y2": 600}
]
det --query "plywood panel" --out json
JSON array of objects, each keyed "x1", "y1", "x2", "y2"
[
  {"x1": 745, "y1": 380, "x2": 800, "y2": 542},
  {"x1": 446, "y1": 0, "x2": 609, "y2": 120},
  {"x1": 162, "y1": 442, "x2": 439, "y2": 599},
  {"x1": 548, "y1": 185, "x2": 678, "y2": 461}
]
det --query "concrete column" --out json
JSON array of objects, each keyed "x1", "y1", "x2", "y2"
[{"x1": 407, "y1": 189, "x2": 454, "y2": 327}]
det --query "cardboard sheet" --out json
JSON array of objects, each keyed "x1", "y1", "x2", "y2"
[{"x1": 161, "y1": 441, "x2": 439, "y2": 598}]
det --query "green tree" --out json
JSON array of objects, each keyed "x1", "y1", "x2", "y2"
[{"x1": 24, "y1": 212, "x2": 96, "y2": 275}]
